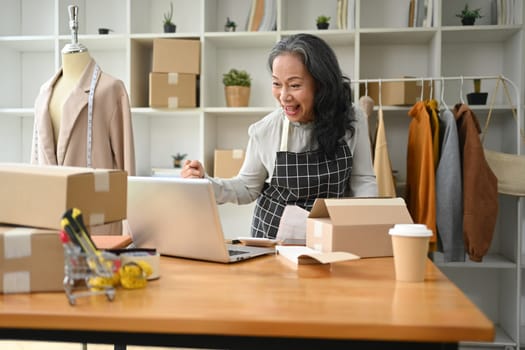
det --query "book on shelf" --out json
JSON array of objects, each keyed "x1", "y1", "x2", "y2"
[
  {"x1": 336, "y1": 0, "x2": 355, "y2": 30},
  {"x1": 408, "y1": 0, "x2": 415, "y2": 27},
  {"x1": 258, "y1": 0, "x2": 276, "y2": 31},
  {"x1": 250, "y1": 0, "x2": 265, "y2": 31}
]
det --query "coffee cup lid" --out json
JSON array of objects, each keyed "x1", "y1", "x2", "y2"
[{"x1": 388, "y1": 224, "x2": 432, "y2": 237}]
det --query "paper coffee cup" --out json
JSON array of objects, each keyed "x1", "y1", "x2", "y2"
[{"x1": 389, "y1": 224, "x2": 432, "y2": 282}]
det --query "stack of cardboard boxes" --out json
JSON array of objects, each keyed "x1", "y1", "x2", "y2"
[
  {"x1": 0, "y1": 164, "x2": 127, "y2": 293},
  {"x1": 149, "y1": 38, "x2": 200, "y2": 108}
]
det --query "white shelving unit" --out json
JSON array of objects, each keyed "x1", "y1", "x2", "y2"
[{"x1": 0, "y1": 0, "x2": 523, "y2": 348}]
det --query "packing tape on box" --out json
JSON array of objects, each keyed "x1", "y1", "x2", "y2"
[
  {"x1": 168, "y1": 72, "x2": 179, "y2": 85},
  {"x1": 93, "y1": 169, "x2": 110, "y2": 192},
  {"x1": 120, "y1": 251, "x2": 160, "y2": 280},
  {"x1": 232, "y1": 149, "x2": 244, "y2": 159},
  {"x1": 4, "y1": 228, "x2": 32, "y2": 259},
  {"x1": 3, "y1": 271, "x2": 30, "y2": 294},
  {"x1": 168, "y1": 96, "x2": 179, "y2": 108},
  {"x1": 3, "y1": 228, "x2": 32, "y2": 293}
]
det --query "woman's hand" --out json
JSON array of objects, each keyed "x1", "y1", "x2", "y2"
[{"x1": 181, "y1": 159, "x2": 205, "y2": 178}]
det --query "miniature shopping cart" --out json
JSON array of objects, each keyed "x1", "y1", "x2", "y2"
[{"x1": 60, "y1": 208, "x2": 121, "y2": 305}]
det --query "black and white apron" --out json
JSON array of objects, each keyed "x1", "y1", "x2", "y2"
[{"x1": 251, "y1": 118, "x2": 353, "y2": 238}]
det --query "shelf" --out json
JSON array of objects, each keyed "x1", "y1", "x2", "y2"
[
  {"x1": 360, "y1": 28, "x2": 437, "y2": 45},
  {"x1": 0, "y1": 108, "x2": 34, "y2": 117},
  {"x1": 205, "y1": 32, "x2": 279, "y2": 48},
  {"x1": 0, "y1": 36, "x2": 56, "y2": 51},
  {"x1": 280, "y1": 29, "x2": 356, "y2": 46},
  {"x1": 204, "y1": 107, "x2": 275, "y2": 117},
  {"x1": 59, "y1": 34, "x2": 128, "y2": 51},
  {"x1": 132, "y1": 107, "x2": 201, "y2": 115},
  {"x1": 433, "y1": 252, "x2": 517, "y2": 269},
  {"x1": 441, "y1": 25, "x2": 522, "y2": 43},
  {"x1": 461, "y1": 325, "x2": 515, "y2": 348}
]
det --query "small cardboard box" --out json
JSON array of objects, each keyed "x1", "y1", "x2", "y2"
[
  {"x1": 359, "y1": 79, "x2": 433, "y2": 106},
  {"x1": 152, "y1": 38, "x2": 200, "y2": 74},
  {"x1": 306, "y1": 197, "x2": 413, "y2": 258},
  {"x1": 0, "y1": 163, "x2": 127, "y2": 230},
  {"x1": 149, "y1": 72, "x2": 197, "y2": 108},
  {"x1": 0, "y1": 226, "x2": 64, "y2": 293},
  {"x1": 214, "y1": 149, "x2": 245, "y2": 178}
]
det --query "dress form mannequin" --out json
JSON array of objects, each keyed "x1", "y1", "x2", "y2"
[{"x1": 49, "y1": 50, "x2": 91, "y2": 142}]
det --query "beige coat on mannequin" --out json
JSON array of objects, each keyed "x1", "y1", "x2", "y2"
[{"x1": 32, "y1": 58, "x2": 135, "y2": 175}]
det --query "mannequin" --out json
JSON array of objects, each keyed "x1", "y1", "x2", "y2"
[
  {"x1": 49, "y1": 50, "x2": 92, "y2": 142},
  {"x1": 32, "y1": 5, "x2": 135, "y2": 235}
]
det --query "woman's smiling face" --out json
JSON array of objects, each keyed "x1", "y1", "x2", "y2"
[{"x1": 271, "y1": 53, "x2": 316, "y2": 123}]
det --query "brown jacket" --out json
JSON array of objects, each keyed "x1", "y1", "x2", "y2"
[
  {"x1": 453, "y1": 104, "x2": 498, "y2": 262},
  {"x1": 31, "y1": 59, "x2": 135, "y2": 175}
]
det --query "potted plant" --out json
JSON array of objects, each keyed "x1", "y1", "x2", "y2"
[
  {"x1": 455, "y1": 4, "x2": 482, "y2": 25},
  {"x1": 224, "y1": 17, "x2": 237, "y2": 32},
  {"x1": 466, "y1": 78, "x2": 488, "y2": 105},
  {"x1": 222, "y1": 68, "x2": 251, "y2": 107},
  {"x1": 163, "y1": 2, "x2": 176, "y2": 33},
  {"x1": 172, "y1": 153, "x2": 187, "y2": 168},
  {"x1": 316, "y1": 15, "x2": 331, "y2": 30}
]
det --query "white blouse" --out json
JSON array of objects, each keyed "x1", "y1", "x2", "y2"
[{"x1": 208, "y1": 107, "x2": 378, "y2": 204}]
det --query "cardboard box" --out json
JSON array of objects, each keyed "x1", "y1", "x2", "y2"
[
  {"x1": 152, "y1": 38, "x2": 200, "y2": 74},
  {"x1": 306, "y1": 197, "x2": 413, "y2": 258},
  {"x1": 0, "y1": 163, "x2": 127, "y2": 230},
  {"x1": 359, "y1": 79, "x2": 433, "y2": 106},
  {"x1": 0, "y1": 226, "x2": 64, "y2": 293},
  {"x1": 214, "y1": 149, "x2": 245, "y2": 178},
  {"x1": 149, "y1": 72, "x2": 197, "y2": 108}
]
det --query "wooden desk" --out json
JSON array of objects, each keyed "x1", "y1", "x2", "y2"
[{"x1": 0, "y1": 255, "x2": 494, "y2": 349}]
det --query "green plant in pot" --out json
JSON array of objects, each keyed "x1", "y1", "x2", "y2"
[
  {"x1": 316, "y1": 15, "x2": 331, "y2": 29},
  {"x1": 163, "y1": 2, "x2": 176, "y2": 33},
  {"x1": 172, "y1": 152, "x2": 187, "y2": 168},
  {"x1": 224, "y1": 17, "x2": 237, "y2": 32},
  {"x1": 223, "y1": 68, "x2": 251, "y2": 107},
  {"x1": 467, "y1": 78, "x2": 488, "y2": 105},
  {"x1": 456, "y1": 4, "x2": 482, "y2": 26}
]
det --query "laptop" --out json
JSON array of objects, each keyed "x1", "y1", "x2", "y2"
[{"x1": 126, "y1": 176, "x2": 275, "y2": 263}]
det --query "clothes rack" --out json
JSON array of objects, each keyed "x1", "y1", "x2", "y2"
[{"x1": 353, "y1": 74, "x2": 521, "y2": 152}]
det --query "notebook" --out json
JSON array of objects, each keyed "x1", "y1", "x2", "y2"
[{"x1": 126, "y1": 176, "x2": 275, "y2": 263}]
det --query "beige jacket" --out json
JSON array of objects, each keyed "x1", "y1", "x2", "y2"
[
  {"x1": 373, "y1": 108, "x2": 396, "y2": 197},
  {"x1": 31, "y1": 59, "x2": 135, "y2": 175}
]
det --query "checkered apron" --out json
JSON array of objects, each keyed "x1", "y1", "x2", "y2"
[{"x1": 251, "y1": 118, "x2": 353, "y2": 238}]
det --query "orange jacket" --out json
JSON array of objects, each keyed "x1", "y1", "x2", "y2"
[{"x1": 406, "y1": 101, "x2": 437, "y2": 247}]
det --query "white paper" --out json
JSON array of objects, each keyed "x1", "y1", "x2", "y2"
[{"x1": 276, "y1": 205, "x2": 309, "y2": 242}]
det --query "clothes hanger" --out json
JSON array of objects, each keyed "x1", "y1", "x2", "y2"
[
  {"x1": 379, "y1": 79, "x2": 383, "y2": 108},
  {"x1": 439, "y1": 77, "x2": 448, "y2": 109},
  {"x1": 459, "y1": 76, "x2": 465, "y2": 104},
  {"x1": 420, "y1": 77, "x2": 425, "y2": 102}
]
